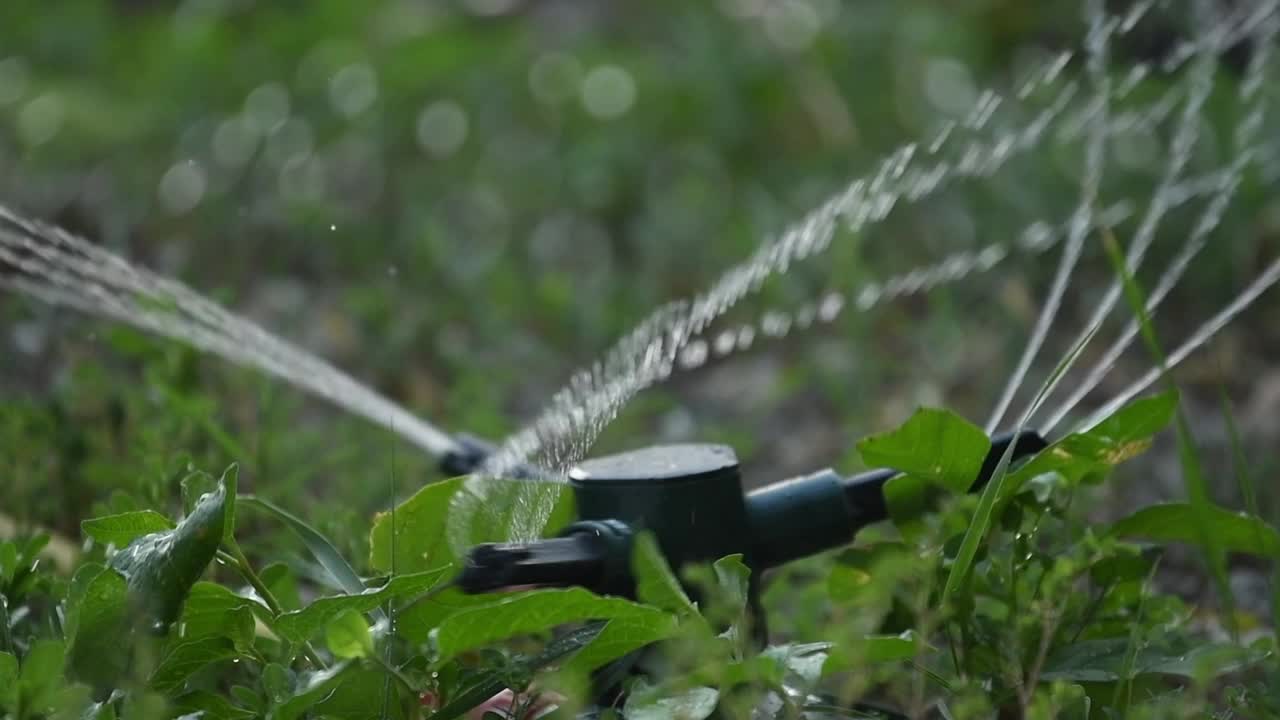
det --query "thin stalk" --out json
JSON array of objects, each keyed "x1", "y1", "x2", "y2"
[{"x1": 1099, "y1": 230, "x2": 1236, "y2": 639}]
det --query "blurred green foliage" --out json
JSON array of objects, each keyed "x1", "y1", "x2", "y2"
[{"x1": 1, "y1": 0, "x2": 1278, "y2": 553}]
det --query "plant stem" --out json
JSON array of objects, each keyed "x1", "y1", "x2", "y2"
[{"x1": 224, "y1": 541, "x2": 326, "y2": 668}]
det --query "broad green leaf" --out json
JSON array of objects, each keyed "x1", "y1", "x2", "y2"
[
  {"x1": 1110, "y1": 503, "x2": 1280, "y2": 558},
  {"x1": 0, "y1": 651, "x2": 17, "y2": 710},
  {"x1": 110, "y1": 470, "x2": 235, "y2": 630},
  {"x1": 824, "y1": 630, "x2": 921, "y2": 673},
  {"x1": 711, "y1": 554, "x2": 751, "y2": 619},
  {"x1": 445, "y1": 477, "x2": 575, "y2": 558},
  {"x1": 262, "y1": 663, "x2": 295, "y2": 704},
  {"x1": 623, "y1": 683, "x2": 719, "y2": 720},
  {"x1": 857, "y1": 408, "x2": 990, "y2": 492},
  {"x1": 761, "y1": 642, "x2": 831, "y2": 688},
  {"x1": 1000, "y1": 392, "x2": 1179, "y2": 501},
  {"x1": 19, "y1": 639, "x2": 66, "y2": 714},
  {"x1": 240, "y1": 495, "x2": 365, "y2": 596},
  {"x1": 433, "y1": 623, "x2": 603, "y2": 720},
  {"x1": 180, "y1": 582, "x2": 261, "y2": 651},
  {"x1": 881, "y1": 473, "x2": 938, "y2": 538},
  {"x1": 325, "y1": 610, "x2": 373, "y2": 659},
  {"x1": 150, "y1": 637, "x2": 240, "y2": 693},
  {"x1": 311, "y1": 665, "x2": 409, "y2": 719},
  {"x1": 369, "y1": 477, "x2": 464, "y2": 575},
  {"x1": 81, "y1": 511, "x2": 175, "y2": 548},
  {"x1": 273, "y1": 662, "x2": 356, "y2": 720},
  {"x1": 864, "y1": 631, "x2": 922, "y2": 663},
  {"x1": 1040, "y1": 638, "x2": 1265, "y2": 683},
  {"x1": 633, "y1": 532, "x2": 697, "y2": 616},
  {"x1": 395, "y1": 586, "x2": 499, "y2": 645},
  {"x1": 564, "y1": 615, "x2": 679, "y2": 676},
  {"x1": 432, "y1": 587, "x2": 675, "y2": 664},
  {"x1": 260, "y1": 562, "x2": 303, "y2": 612},
  {"x1": 272, "y1": 568, "x2": 449, "y2": 642},
  {"x1": 172, "y1": 691, "x2": 256, "y2": 720},
  {"x1": 0, "y1": 542, "x2": 16, "y2": 585},
  {"x1": 64, "y1": 565, "x2": 131, "y2": 693},
  {"x1": 181, "y1": 466, "x2": 238, "y2": 544}
]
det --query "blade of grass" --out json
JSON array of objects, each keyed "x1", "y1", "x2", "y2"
[
  {"x1": 943, "y1": 289, "x2": 1106, "y2": 604},
  {"x1": 1217, "y1": 385, "x2": 1279, "y2": 627},
  {"x1": 1099, "y1": 229, "x2": 1236, "y2": 638},
  {"x1": 240, "y1": 495, "x2": 369, "y2": 598}
]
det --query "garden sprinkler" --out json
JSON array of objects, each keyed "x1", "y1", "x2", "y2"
[{"x1": 445, "y1": 429, "x2": 1048, "y2": 613}]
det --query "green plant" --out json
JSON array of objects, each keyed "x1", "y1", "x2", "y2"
[{"x1": 1, "y1": 392, "x2": 1276, "y2": 720}]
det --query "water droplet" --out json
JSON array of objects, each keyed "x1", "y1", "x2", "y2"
[
  {"x1": 330, "y1": 224, "x2": 337, "y2": 231},
  {"x1": 417, "y1": 100, "x2": 469, "y2": 158},
  {"x1": 158, "y1": 160, "x2": 208, "y2": 215},
  {"x1": 581, "y1": 65, "x2": 636, "y2": 119},
  {"x1": 329, "y1": 63, "x2": 379, "y2": 117}
]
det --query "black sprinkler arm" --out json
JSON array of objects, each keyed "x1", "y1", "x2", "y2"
[{"x1": 452, "y1": 429, "x2": 1048, "y2": 595}]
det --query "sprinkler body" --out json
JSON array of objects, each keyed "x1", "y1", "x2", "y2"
[{"x1": 454, "y1": 430, "x2": 1048, "y2": 598}]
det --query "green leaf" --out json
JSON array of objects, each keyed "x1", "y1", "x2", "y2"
[
  {"x1": 110, "y1": 469, "x2": 235, "y2": 630},
  {"x1": 19, "y1": 639, "x2": 66, "y2": 714},
  {"x1": 241, "y1": 495, "x2": 365, "y2": 596},
  {"x1": 260, "y1": 562, "x2": 303, "y2": 612},
  {"x1": 432, "y1": 587, "x2": 675, "y2": 665},
  {"x1": 824, "y1": 630, "x2": 921, "y2": 673},
  {"x1": 445, "y1": 477, "x2": 575, "y2": 558},
  {"x1": 1041, "y1": 638, "x2": 1267, "y2": 683},
  {"x1": 81, "y1": 511, "x2": 175, "y2": 548},
  {"x1": 64, "y1": 565, "x2": 131, "y2": 692},
  {"x1": 1000, "y1": 391, "x2": 1179, "y2": 501},
  {"x1": 172, "y1": 691, "x2": 257, "y2": 720},
  {"x1": 151, "y1": 637, "x2": 240, "y2": 693},
  {"x1": 272, "y1": 568, "x2": 449, "y2": 642},
  {"x1": 711, "y1": 554, "x2": 751, "y2": 619},
  {"x1": 761, "y1": 642, "x2": 830, "y2": 688},
  {"x1": 311, "y1": 665, "x2": 409, "y2": 719},
  {"x1": 182, "y1": 466, "x2": 238, "y2": 544},
  {"x1": 180, "y1": 582, "x2": 262, "y2": 651},
  {"x1": 0, "y1": 651, "x2": 17, "y2": 710},
  {"x1": 623, "y1": 683, "x2": 719, "y2": 720},
  {"x1": 633, "y1": 532, "x2": 697, "y2": 616},
  {"x1": 1111, "y1": 503, "x2": 1280, "y2": 558},
  {"x1": 369, "y1": 477, "x2": 464, "y2": 575},
  {"x1": 272, "y1": 662, "x2": 356, "y2": 720},
  {"x1": 857, "y1": 408, "x2": 991, "y2": 492},
  {"x1": 433, "y1": 624, "x2": 604, "y2": 720},
  {"x1": 325, "y1": 610, "x2": 373, "y2": 659}
]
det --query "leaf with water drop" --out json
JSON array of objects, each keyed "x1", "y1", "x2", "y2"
[{"x1": 109, "y1": 466, "x2": 235, "y2": 631}]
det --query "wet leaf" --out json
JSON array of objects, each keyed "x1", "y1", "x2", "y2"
[
  {"x1": 81, "y1": 511, "x2": 175, "y2": 548},
  {"x1": 64, "y1": 564, "x2": 131, "y2": 692},
  {"x1": 623, "y1": 683, "x2": 719, "y2": 720},
  {"x1": 324, "y1": 609, "x2": 373, "y2": 659},
  {"x1": 110, "y1": 469, "x2": 235, "y2": 630},
  {"x1": 180, "y1": 582, "x2": 262, "y2": 651},
  {"x1": 857, "y1": 408, "x2": 990, "y2": 492},
  {"x1": 369, "y1": 477, "x2": 464, "y2": 576},
  {"x1": 0, "y1": 651, "x2": 17, "y2": 710},
  {"x1": 432, "y1": 587, "x2": 676, "y2": 668},
  {"x1": 151, "y1": 637, "x2": 240, "y2": 693},
  {"x1": 19, "y1": 639, "x2": 66, "y2": 715},
  {"x1": 633, "y1": 532, "x2": 697, "y2": 616},
  {"x1": 240, "y1": 496, "x2": 365, "y2": 596},
  {"x1": 272, "y1": 568, "x2": 449, "y2": 642},
  {"x1": 445, "y1": 477, "x2": 575, "y2": 558},
  {"x1": 1110, "y1": 503, "x2": 1280, "y2": 558}
]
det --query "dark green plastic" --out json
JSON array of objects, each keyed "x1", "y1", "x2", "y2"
[
  {"x1": 568, "y1": 444, "x2": 754, "y2": 571},
  {"x1": 745, "y1": 469, "x2": 855, "y2": 569}
]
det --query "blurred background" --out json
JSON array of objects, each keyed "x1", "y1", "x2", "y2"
[{"x1": 2, "y1": 0, "x2": 1278, "y2": 604}]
